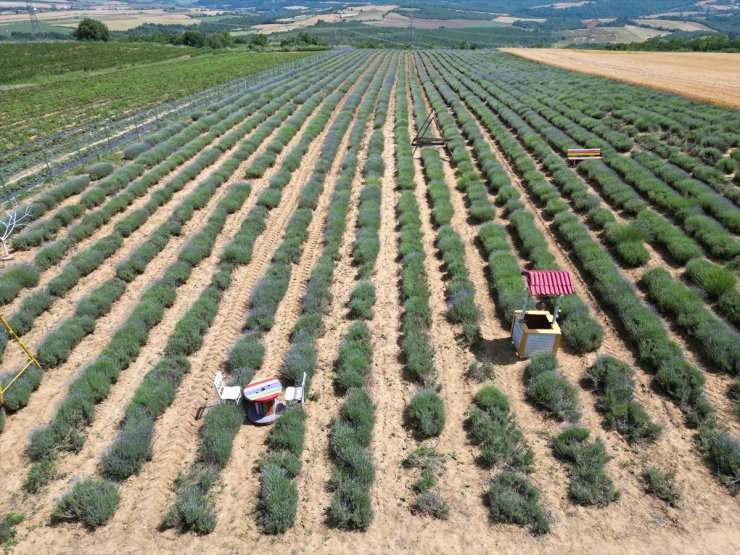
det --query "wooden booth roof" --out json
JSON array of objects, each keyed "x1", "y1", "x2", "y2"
[{"x1": 521, "y1": 270, "x2": 574, "y2": 296}]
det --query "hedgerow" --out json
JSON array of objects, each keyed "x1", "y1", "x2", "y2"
[
  {"x1": 466, "y1": 360, "x2": 494, "y2": 383},
  {"x1": 479, "y1": 223, "x2": 525, "y2": 323},
  {"x1": 161, "y1": 404, "x2": 241, "y2": 534},
  {"x1": 718, "y1": 290, "x2": 740, "y2": 327}
]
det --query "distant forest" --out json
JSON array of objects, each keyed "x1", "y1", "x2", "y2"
[{"x1": 600, "y1": 34, "x2": 740, "y2": 52}]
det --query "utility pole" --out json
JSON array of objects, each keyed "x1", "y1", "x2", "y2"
[
  {"x1": 409, "y1": 13, "x2": 414, "y2": 49},
  {"x1": 26, "y1": 1, "x2": 44, "y2": 39}
]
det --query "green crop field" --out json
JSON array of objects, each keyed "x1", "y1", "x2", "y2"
[
  {"x1": 0, "y1": 43, "x2": 212, "y2": 85},
  {"x1": 0, "y1": 45, "x2": 311, "y2": 151}
]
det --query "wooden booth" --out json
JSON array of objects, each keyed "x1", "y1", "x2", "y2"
[{"x1": 511, "y1": 270, "x2": 574, "y2": 358}]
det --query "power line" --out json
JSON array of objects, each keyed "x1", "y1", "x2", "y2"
[
  {"x1": 26, "y1": 1, "x2": 44, "y2": 39},
  {"x1": 410, "y1": 12, "x2": 414, "y2": 48}
]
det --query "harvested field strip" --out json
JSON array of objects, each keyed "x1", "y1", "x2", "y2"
[{"x1": 502, "y1": 49, "x2": 740, "y2": 110}]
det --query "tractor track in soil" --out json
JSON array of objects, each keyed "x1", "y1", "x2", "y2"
[
  {"x1": 13, "y1": 97, "x2": 309, "y2": 531},
  {"x1": 211, "y1": 55, "x2": 383, "y2": 544},
  {"x1": 292, "y1": 61, "x2": 389, "y2": 533},
  {"x1": 0, "y1": 126, "x2": 277, "y2": 512}
]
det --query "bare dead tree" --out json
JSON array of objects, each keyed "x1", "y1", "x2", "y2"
[{"x1": 0, "y1": 188, "x2": 32, "y2": 260}]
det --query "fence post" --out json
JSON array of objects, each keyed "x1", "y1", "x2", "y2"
[{"x1": 41, "y1": 147, "x2": 54, "y2": 185}]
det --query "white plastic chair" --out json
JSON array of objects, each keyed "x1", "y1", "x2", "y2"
[
  {"x1": 285, "y1": 372, "x2": 306, "y2": 407},
  {"x1": 214, "y1": 372, "x2": 242, "y2": 405}
]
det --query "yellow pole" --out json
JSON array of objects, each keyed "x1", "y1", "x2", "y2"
[
  {"x1": 0, "y1": 316, "x2": 41, "y2": 406},
  {"x1": 1, "y1": 316, "x2": 41, "y2": 370}
]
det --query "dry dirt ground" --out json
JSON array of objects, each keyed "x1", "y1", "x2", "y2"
[
  {"x1": 503, "y1": 48, "x2": 740, "y2": 109},
  {"x1": 1, "y1": 50, "x2": 739, "y2": 555}
]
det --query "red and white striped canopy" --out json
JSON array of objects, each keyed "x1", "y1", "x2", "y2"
[{"x1": 521, "y1": 270, "x2": 574, "y2": 296}]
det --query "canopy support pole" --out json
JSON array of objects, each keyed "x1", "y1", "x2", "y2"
[
  {"x1": 553, "y1": 295, "x2": 563, "y2": 325},
  {"x1": 519, "y1": 290, "x2": 529, "y2": 322}
]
